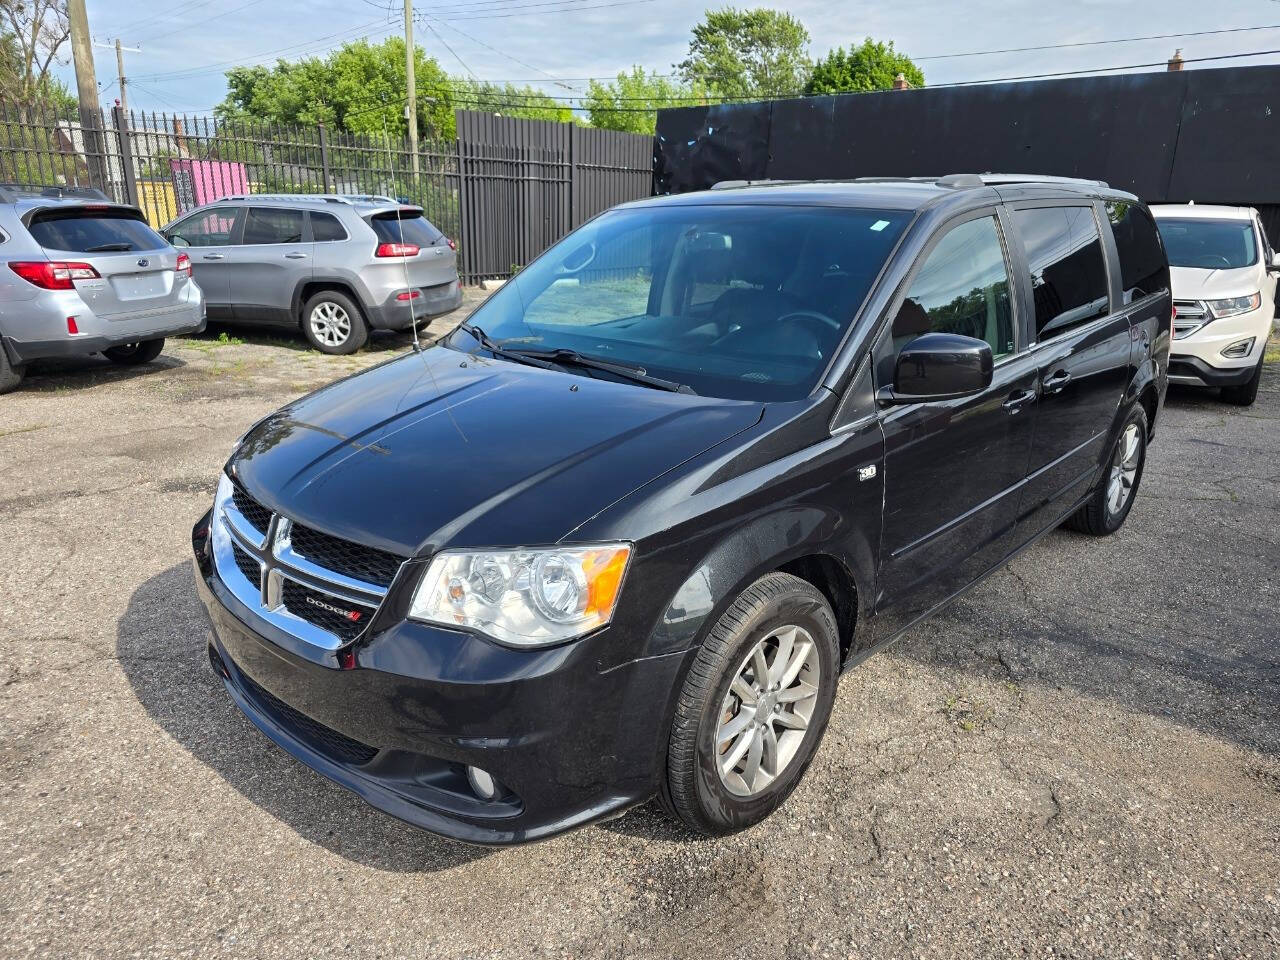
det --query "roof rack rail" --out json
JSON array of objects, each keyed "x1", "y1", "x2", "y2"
[
  {"x1": 0, "y1": 183, "x2": 112, "y2": 203},
  {"x1": 215, "y1": 193, "x2": 401, "y2": 205},
  {"x1": 709, "y1": 179, "x2": 800, "y2": 190},
  {"x1": 970, "y1": 173, "x2": 1110, "y2": 188}
]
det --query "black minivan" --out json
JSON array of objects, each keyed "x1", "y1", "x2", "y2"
[{"x1": 192, "y1": 175, "x2": 1171, "y2": 844}]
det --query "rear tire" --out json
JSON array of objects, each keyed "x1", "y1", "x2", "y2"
[
  {"x1": 0, "y1": 346, "x2": 24, "y2": 393},
  {"x1": 661, "y1": 572, "x2": 840, "y2": 837},
  {"x1": 302, "y1": 290, "x2": 367, "y2": 355},
  {"x1": 103, "y1": 338, "x2": 165, "y2": 365},
  {"x1": 1220, "y1": 355, "x2": 1263, "y2": 407},
  {"x1": 1064, "y1": 405, "x2": 1148, "y2": 536}
]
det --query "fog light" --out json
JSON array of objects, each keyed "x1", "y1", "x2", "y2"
[
  {"x1": 466, "y1": 765, "x2": 499, "y2": 800},
  {"x1": 1222, "y1": 337, "x2": 1255, "y2": 359}
]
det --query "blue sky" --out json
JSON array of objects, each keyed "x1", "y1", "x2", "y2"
[{"x1": 53, "y1": 0, "x2": 1280, "y2": 116}]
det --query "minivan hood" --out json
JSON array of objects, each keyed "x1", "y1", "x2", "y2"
[
  {"x1": 1169, "y1": 264, "x2": 1259, "y2": 300},
  {"x1": 229, "y1": 346, "x2": 763, "y2": 555}
]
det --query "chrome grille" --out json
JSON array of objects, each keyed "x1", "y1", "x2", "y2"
[
  {"x1": 211, "y1": 476, "x2": 407, "y2": 650},
  {"x1": 1173, "y1": 299, "x2": 1209, "y2": 340}
]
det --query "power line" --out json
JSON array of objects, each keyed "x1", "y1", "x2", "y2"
[
  {"x1": 421, "y1": 18, "x2": 479, "y2": 79},
  {"x1": 425, "y1": 14, "x2": 582, "y2": 90},
  {"x1": 417, "y1": 0, "x2": 655, "y2": 17},
  {"x1": 915, "y1": 21, "x2": 1280, "y2": 60},
  {"x1": 419, "y1": 0, "x2": 655, "y2": 20},
  {"x1": 134, "y1": 0, "x2": 274, "y2": 46}
]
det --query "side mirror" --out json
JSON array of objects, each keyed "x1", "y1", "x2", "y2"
[{"x1": 880, "y1": 332, "x2": 993, "y2": 404}]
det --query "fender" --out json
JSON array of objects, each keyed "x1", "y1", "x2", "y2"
[{"x1": 291, "y1": 275, "x2": 372, "y2": 321}]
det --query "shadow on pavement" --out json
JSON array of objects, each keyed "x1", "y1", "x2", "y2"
[
  {"x1": 116, "y1": 562, "x2": 491, "y2": 873},
  {"x1": 19, "y1": 353, "x2": 185, "y2": 392}
]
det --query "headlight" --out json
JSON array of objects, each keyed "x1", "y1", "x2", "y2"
[
  {"x1": 1206, "y1": 292, "x2": 1261, "y2": 319},
  {"x1": 408, "y1": 544, "x2": 631, "y2": 647}
]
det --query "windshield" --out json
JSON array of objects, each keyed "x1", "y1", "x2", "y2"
[
  {"x1": 1155, "y1": 217, "x2": 1257, "y2": 270},
  {"x1": 447, "y1": 204, "x2": 911, "y2": 401}
]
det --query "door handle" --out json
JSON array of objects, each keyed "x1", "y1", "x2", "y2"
[
  {"x1": 201, "y1": 253, "x2": 224, "y2": 260},
  {"x1": 1002, "y1": 388, "x2": 1037, "y2": 413},
  {"x1": 285, "y1": 252, "x2": 309, "y2": 259},
  {"x1": 1042, "y1": 370, "x2": 1072, "y2": 394}
]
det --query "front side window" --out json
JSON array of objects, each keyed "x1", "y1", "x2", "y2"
[
  {"x1": 1155, "y1": 217, "x2": 1258, "y2": 270},
  {"x1": 891, "y1": 215, "x2": 1015, "y2": 361},
  {"x1": 1106, "y1": 201, "x2": 1169, "y2": 303},
  {"x1": 30, "y1": 210, "x2": 167, "y2": 253},
  {"x1": 167, "y1": 208, "x2": 238, "y2": 247},
  {"x1": 242, "y1": 207, "x2": 304, "y2": 245},
  {"x1": 1014, "y1": 206, "x2": 1110, "y2": 341},
  {"x1": 449, "y1": 204, "x2": 912, "y2": 401}
]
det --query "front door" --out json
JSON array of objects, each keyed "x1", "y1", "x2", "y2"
[
  {"x1": 874, "y1": 210, "x2": 1039, "y2": 639},
  {"x1": 1006, "y1": 203, "x2": 1131, "y2": 537},
  {"x1": 226, "y1": 206, "x2": 312, "y2": 324},
  {"x1": 165, "y1": 206, "x2": 242, "y2": 319}
]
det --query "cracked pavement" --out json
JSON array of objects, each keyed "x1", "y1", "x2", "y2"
[{"x1": 2, "y1": 316, "x2": 1277, "y2": 959}]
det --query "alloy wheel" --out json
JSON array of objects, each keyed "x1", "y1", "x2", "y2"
[
  {"x1": 309, "y1": 301, "x2": 352, "y2": 348},
  {"x1": 1106, "y1": 422, "x2": 1142, "y2": 517},
  {"x1": 716, "y1": 624, "x2": 820, "y2": 797}
]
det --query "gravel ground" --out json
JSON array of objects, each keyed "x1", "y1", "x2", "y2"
[{"x1": 2, "y1": 307, "x2": 1277, "y2": 960}]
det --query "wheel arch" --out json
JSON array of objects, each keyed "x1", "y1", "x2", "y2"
[{"x1": 293, "y1": 277, "x2": 369, "y2": 325}]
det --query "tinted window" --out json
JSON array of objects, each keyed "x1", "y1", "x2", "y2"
[
  {"x1": 29, "y1": 211, "x2": 167, "y2": 253},
  {"x1": 167, "y1": 208, "x2": 238, "y2": 247},
  {"x1": 450, "y1": 205, "x2": 912, "y2": 402},
  {"x1": 1014, "y1": 206, "x2": 1110, "y2": 340},
  {"x1": 242, "y1": 207, "x2": 304, "y2": 245},
  {"x1": 369, "y1": 212, "x2": 442, "y2": 247},
  {"x1": 1155, "y1": 217, "x2": 1258, "y2": 270},
  {"x1": 892, "y1": 216, "x2": 1015, "y2": 360},
  {"x1": 311, "y1": 211, "x2": 347, "y2": 242},
  {"x1": 1106, "y1": 201, "x2": 1169, "y2": 303}
]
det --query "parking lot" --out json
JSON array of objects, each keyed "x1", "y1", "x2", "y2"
[{"x1": 2, "y1": 303, "x2": 1277, "y2": 959}]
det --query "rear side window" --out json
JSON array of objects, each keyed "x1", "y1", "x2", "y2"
[
  {"x1": 310, "y1": 211, "x2": 347, "y2": 242},
  {"x1": 892, "y1": 215, "x2": 1016, "y2": 360},
  {"x1": 28, "y1": 210, "x2": 166, "y2": 253},
  {"x1": 1106, "y1": 201, "x2": 1169, "y2": 303},
  {"x1": 1013, "y1": 206, "x2": 1110, "y2": 341},
  {"x1": 243, "y1": 207, "x2": 304, "y2": 245},
  {"x1": 369, "y1": 212, "x2": 442, "y2": 247}
]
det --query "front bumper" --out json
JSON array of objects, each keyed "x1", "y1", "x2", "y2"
[
  {"x1": 1167, "y1": 354, "x2": 1259, "y2": 388},
  {"x1": 191, "y1": 513, "x2": 687, "y2": 845},
  {"x1": 368, "y1": 280, "x2": 463, "y2": 331}
]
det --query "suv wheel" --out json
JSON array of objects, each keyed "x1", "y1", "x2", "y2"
[
  {"x1": 103, "y1": 338, "x2": 165, "y2": 365},
  {"x1": 661, "y1": 572, "x2": 839, "y2": 836},
  {"x1": 1064, "y1": 405, "x2": 1148, "y2": 536},
  {"x1": 0, "y1": 346, "x2": 24, "y2": 394},
  {"x1": 302, "y1": 290, "x2": 368, "y2": 355},
  {"x1": 1220, "y1": 355, "x2": 1264, "y2": 407}
]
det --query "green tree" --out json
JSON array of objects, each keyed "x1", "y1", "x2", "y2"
[
  {"x1": 0, "y1": 0, "x2": 73, "y2": 118},
  {"x1": 676, "y1": 7, "x2": 810, "y2": 101},
  {"x1": 585, "y1": 66, "x2": 705, "y2": 134},
  {"x1": 451, "y1": 80, "x2": 573, "y2": 124},
  {"x1": 804, "y1": 38, "x2": 924, "y2": 95}
]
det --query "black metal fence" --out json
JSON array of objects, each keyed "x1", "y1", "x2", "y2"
[{"x1": 0, "y1": 104, "x2": 652, "y2": 284}]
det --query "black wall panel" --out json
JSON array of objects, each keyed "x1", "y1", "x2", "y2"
[{"x1": 654, "y1": 65, "x2": 1278, "y2": 209}]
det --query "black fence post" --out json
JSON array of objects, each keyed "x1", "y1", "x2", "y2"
[
  {"x1": 112, "y1": 106, "x2": 139, "y2": 207},
  {"x1": 568, "y1": 122, "x2": 577, "y2": 228},
  {"x1": 318, "y1": 122, "x2": 332, "y2": 192},
  {"x1": 455, "y1": 137, "x2": 472, "y2": 284}
]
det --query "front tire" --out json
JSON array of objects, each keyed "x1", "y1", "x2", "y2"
[
  {"x1": 1064, "y1": 405, "x2": 1148, "y2": 536},
  {"x1": 1220, "y1": 355, "x2": 1263, "y2": 406},
  {"x1": 661, "y1": 572, "x2": 840, "y2": 837},
  {"x1": 302, "y1": 290, "x2": 368, "y2": 355},
  {"x1": 103, "y1": 338, "x2": 165, "y2": 365}
]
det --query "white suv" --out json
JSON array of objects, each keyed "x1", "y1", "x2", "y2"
[{"x1": 1152, "y1": 204, "x2": 1278, "y2": 406}]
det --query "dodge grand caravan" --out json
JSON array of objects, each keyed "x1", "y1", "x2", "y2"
[{"x1": 192, "y1": 175, "x2": 1171, "y2": 844}]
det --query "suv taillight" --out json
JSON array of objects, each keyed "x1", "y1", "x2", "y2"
[
  {"x1": 446, "y1": 237, "x2": 457, "y2": 251},
  {"x1": 375, "y1": 242, "x2": 420, "y2": 258},
  {"x1": 8, "y1": 260, "x2": 100, "y2": 290},
  {"x1": 175, "y1": 253, "x2": 191, "y2": 278}
]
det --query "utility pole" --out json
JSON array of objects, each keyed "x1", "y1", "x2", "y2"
[
  {"x1": 67, "y1": 0, "x2": 107, "y2": 186},
  {"x1": 95, "y1": 38, "x2": 141, "y2": 115},
  {"x1": 404, "y1": 0, "x2": 420, "y2": 179}
]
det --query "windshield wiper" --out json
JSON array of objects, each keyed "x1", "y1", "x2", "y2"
[
  {"x1": 85, "y1": 242, "x2": 134, "y2": 252},
  {"x1": 508, "y1": 347, "x2": 695, "y2": 394},
  {"x1": 456, "y1": 322, "x2": 557, "y2": 370}
]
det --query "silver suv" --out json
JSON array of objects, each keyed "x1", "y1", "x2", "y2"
[
  {"x1": 0, "y1": 185, "x2": 205, "y2": 393},
  {"x1": 161, "y1": 195, "x2": 461, "y2": 354}
]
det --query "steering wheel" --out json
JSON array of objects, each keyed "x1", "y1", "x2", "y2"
[{"x1": 777, "y1": 309, "x2": 843, "y2": 334}]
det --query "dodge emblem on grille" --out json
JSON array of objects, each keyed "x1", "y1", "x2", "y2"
[{"x1": 305, "y1": 595, "x2": 362, "y2": 621}]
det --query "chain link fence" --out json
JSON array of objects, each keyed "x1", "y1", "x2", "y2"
[{"x1": 0, "y1": 104, "x2": 652, "y2": 284}]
